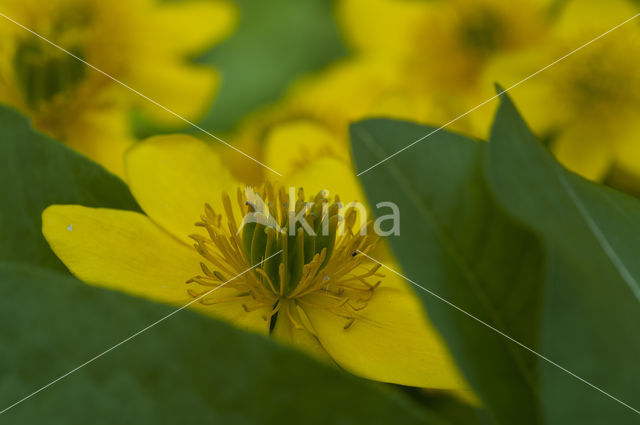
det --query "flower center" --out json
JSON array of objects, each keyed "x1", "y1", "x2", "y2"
[
  {"x1": 561, "y1": 38, "x2": 640, "y2": 116},
  {"x1": 13, "y1": 8, "x2": 92, "y2": 109},
  {"x1": 458, "y1": 7, "x2": 504, "y2": 57},
  {"x1": 186, "y1": 182, "x2": 384, "y2": 331}
]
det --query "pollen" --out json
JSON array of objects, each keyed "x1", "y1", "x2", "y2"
[{"x1": 186, "y1": 182, "x2": 384, "y2": 333}]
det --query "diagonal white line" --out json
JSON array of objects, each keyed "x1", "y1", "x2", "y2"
[
  {"x1": 356, "y1": 12, "x2": 640, "y2": 177},
  {"x1": 357, "y1": 250, "x2": 640, "y2": 415},
  {"x1": 556, "y1": 171, "x2": 640, "y2": 302},
  {"x1": 0, "y1": 250, "x2": 283, "y2": 415},
  {"x1": 0, "y1": 12, "x2": 283, "y2": 177}
]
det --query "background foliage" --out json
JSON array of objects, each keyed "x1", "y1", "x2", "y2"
[{"x1": 351, "y1": 93, "x2": 640, "y2": 424}]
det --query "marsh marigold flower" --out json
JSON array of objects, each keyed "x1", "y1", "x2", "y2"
[
  {"x1": 42, "y1": 134, "x2": 466, "y2": 389},
  {"x1": 336, "y1": 0, "x2": 555, "y2": 136},
  {"x1": 227, "y1": 57, "x2": 436, "y2": 187},
  {"x1": 0, "y1": 0, "x2": 235, "y2": 175},
  {"x1": 487, "y1": 0, "x2": 640, "y2": 180},
  {"x1": 228, "y1": 0, "x2": 556, "y2": 186}
]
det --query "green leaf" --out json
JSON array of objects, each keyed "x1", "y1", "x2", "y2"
[
  {"x1": 486, "y1": 92, "x2": 640, "y2": 424},
  {"x1": 351, "y1": 119, "x2": 544, "y2": 425},
  {"x1": 196, "y1": 0, "x2": 346, "y2": 132},
  {"x1": 0, "y1": 105, "x2": 139, "y2": 271},
  {"x1": 0, "y1": 263, "x2": 444, "y2": 425}
]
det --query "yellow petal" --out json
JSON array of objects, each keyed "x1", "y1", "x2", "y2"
[
  {"x1": 116, "y1": 1, "x2": 234, "y2": 124},
  {"x1": 218, "y1": 130, "x2": 265, "y2": 186},
  {"x1": 336, "y1": 0, "x2": 426, "y2": 56},
  {"x1": 151, "y1": 1, "x2": 237, "y2": 54},
  {"x1": 287, "y1": 58, "x2": 417, "y2": 132},
  {"x1": 130, "y1": 63, "x2": 219, "y2": 124},
  {"x1": 613, "y1": 122, "x2": 640, "y2": 177},
  {"x1": 264, "y1": 120, "x2": 347, "y2": 179},
  {"x1": 286, "y1": 156, "x2": 369, "y2": 234},
  {"x1": 125, "y1": 134, "x2": 239, "y2": 242},
  {"x1": 303, "y1": 270, "x2": 466, "y2": 389},
  {"x1": 286, "y1": 156, "x2": 364, "y2": 207},
  {"x1": 552, "y1": 128, "x2": 613, "y2": 181},
  {"x1": 271, "y1": 299, "x2": 333, "y2": 361},
  {"x1": 42, "y1": 205, "x2": 200, "y2": 304},
  {"x1": 484, "y1": 49, "x2": 557, "y2": 133},
  {"x1": 63, "y1": 107, "x2": 133, "y2": 178},
  {"x1": 42, "y1": 204, "x2": 269, "y2": 334},
  {"x1": 553, "y1": 0, "x2": 637, "y2": 41}
]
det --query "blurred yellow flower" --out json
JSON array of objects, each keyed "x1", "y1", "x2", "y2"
[
  {"x1": 42, "y1": 133, "x2": 466, "y2": 389},
  {"x1": 230, "y1": 0, "x2": 556, "y2": 184},
  {"x1": 337, "y1": 0, "x2": 555, "y2": 137},
  {"x1": 488, "y1": 0, "x2": 640, "y2": 180},
  {"x1": 228, "y1": 57, "x2": 437, "y2": 188},
  {"x1": 334, "y1": 0, "x2": 640, "y2": 183},
  {"x1": 227, "y1": 0, "x2": 556, "y2": 189},
  {"x1": 0, "y1": 0, "x2": 235, "y2": 175}
]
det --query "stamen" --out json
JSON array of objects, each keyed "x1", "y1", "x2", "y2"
[
  {"x1": 254, "y1": 268, "x2": 278, "y2": 294},
  {"x1": 295, "y1": 304, "x2": 317, "y2": 336},
  {"x1": 262, "y1": 301, "x2": 281, "y2": 322},
  {"x1": 187, "y1": 182, "x2": 382, "y2": 333},
  {"x1": 278, "y1": 262, "x2": 285, "y2": 296},
  {"x1": 343, "y1": 317, "x2": 356, "y2": 330},
  {"x1": 286, "y1": 302, "x2": 304, "y2": 330},
  {"x1": 242, "y1": 303, "x2": 267, "y2": 313}
]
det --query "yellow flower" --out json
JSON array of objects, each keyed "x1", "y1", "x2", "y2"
[
  {"x1": 231, "y1": 0, "x2": 556, "y2": 186},
  {"x1": 42, "y1": 133, "x2": 466, "y2": 389},
  {"x1": 487, "y1": 0, "x2": 640, "y2": 180},
  {"x1": 0, "y1": 0, "x2": 235, "y2": 175},
  {"x1": 227, "y1": 57, "x2": 441, "y2": 187},
  {"x1": 336, "y1": 0, "x2": 555, "y2": 137}
]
